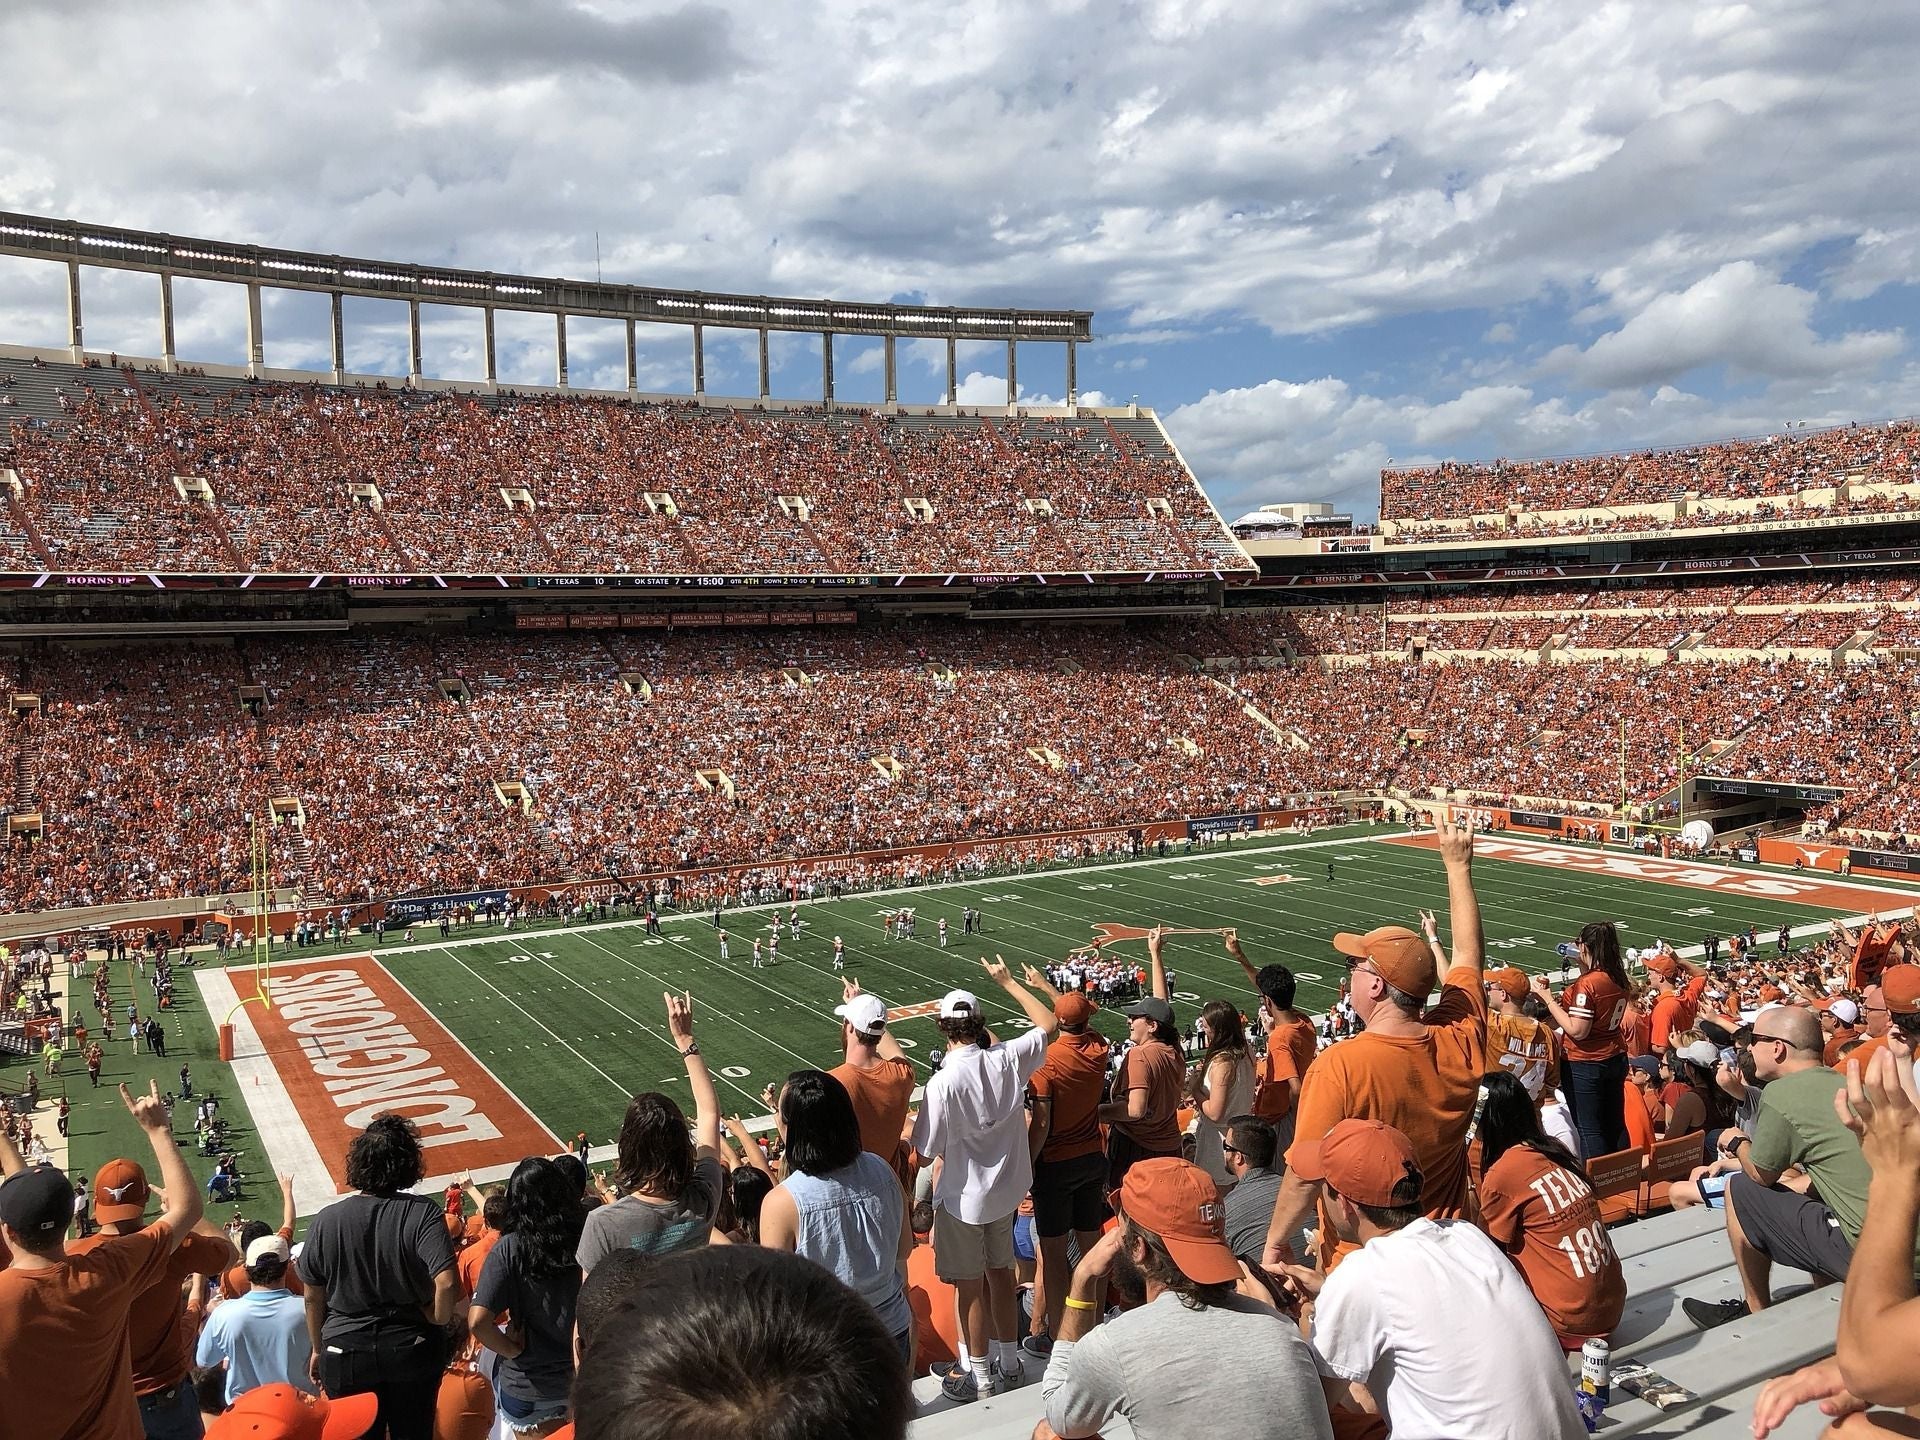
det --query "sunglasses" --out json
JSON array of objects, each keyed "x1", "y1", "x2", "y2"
[{"x1": 1221, "y1": 1144, "x2": 1244, "y2": 1157}]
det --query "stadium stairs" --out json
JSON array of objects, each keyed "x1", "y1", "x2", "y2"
[{"x1": 903, "y1": 1205, "x2": 1837, "y2": 1440}]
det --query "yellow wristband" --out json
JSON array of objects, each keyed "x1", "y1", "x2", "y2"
[{"x1": 1063, "y1": 1297, "x2": 1097, "y2": 1312}]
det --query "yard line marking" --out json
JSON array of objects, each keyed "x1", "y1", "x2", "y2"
[{"x1": 438, "y1": 947, "x2": 631, "y2": 1099}]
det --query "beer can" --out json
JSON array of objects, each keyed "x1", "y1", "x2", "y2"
[{"x1": 1580, "y1": 1338, "x2": 1610, "y2": 1407}]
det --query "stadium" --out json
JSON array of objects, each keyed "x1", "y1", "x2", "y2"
[{"x1": 5, "y1": 16, "x2": 1920, "y2": 1436}]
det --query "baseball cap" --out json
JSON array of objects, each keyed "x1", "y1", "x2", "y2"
[
  {"x1": 1882, "y1": 965, "x2": 1920, "y2": 1016},
  {"x1": 1759, "y1": 984, "x2": 1786, "y2": 1004},
  {"x1": 1628, "y1": 1056, "x2": 1662, "y2": 1081},
  {"x1": 938, "y1": 990, "x2": 979, "y2": 1020},
  {"x1": 1487, "y1": 967, "x2": 1529, "y2": 1000},
  {"x1": 1677, "y1": 1040, "x2": 1721, "y2": 1070},
  {"x1": 1109, "y1": 1158, "x2": 1239, "y2": 1286},
  {"x1": 833, "y1": 993, "x2": 888, "y2": 1036},
  {"x1": 246, "y1": 1234, "x2": 291, "y2": 1269},
  {"x1": 93, "y1": 1158, "x2": 151, "y2": 1223},
  {"x1": 1291, "y1": 1118, "x2": 1421, "y2": 1209},
  {"x1": 0, "y1": 1165, "x2": 73, "y2": 1239},
  {"x1": 1332, "y1": 925, "x2": 1438, "y2": 1000},
  {"x1": 1828, "y1": 997, "x2": 1861, "y2": 1025},
  {"x1": 206, "y1": 1384, "x2": 378, "y2": 1440},
  {"x1": 1124, "y1": 995, "x2": 1175, "y2": 1027},
  {"x1": 1643, "y1": 951, "x2": 1681, "y2": 980},
  {"x1": 1054, "y1": 991, "x2": 1095, "y2": 1027}
]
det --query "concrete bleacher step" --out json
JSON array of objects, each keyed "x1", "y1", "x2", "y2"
[
  {"x1": 1596, "y1": 1286, "x2": 1841, "y2": 1436},
  {"x1": 909, "y1": 1372, "x2": 1137, "y2": 1440}
]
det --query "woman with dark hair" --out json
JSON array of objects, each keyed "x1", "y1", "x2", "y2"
[
  {"x1": 1475, "y1": 1069, "x2": 1626, "y2": 1347},
  {"x1": 1187, "y1": 999, "x2": 1255, "y2": 1191},
  {"x1": 1663, "y1": 1038, "x2": 1737, "y2": 1156},
  {"x1": 297, "y1": 1112, "x2": 460, "y2": 1440},
  {"x1": 470, "y1": 1157, "x2": 587, "y2": 1435},
  {"x1": 576, "y1": 993, "x2": 726, "y2": 1273},
  {"x1": 1530, "y1": 920, "x2": 1631, "y2": 1159},
  {"x1": 760, "y1": 1069, "x2": 913, "y2": 1356}
]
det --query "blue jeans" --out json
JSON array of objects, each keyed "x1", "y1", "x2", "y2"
[
  {"x1": 138, "y1": 1376, "x2": 204, "y2": 1440},
  {"x1": 1566, "y1": 1054, "x2": 1630, "y2": 1161}
]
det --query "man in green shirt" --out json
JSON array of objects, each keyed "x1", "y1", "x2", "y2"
[{"x1": 1686, "y1": 1006, "x2": 1869, "y2": 1329}]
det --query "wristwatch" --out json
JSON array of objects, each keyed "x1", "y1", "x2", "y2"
[{"x1": 678, "y1": 1041, "x2": 701, "y2": 1058}]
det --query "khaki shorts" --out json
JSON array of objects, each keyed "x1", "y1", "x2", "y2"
[{"x1": 932, "y1": 1206, "x2": 1016, "y2": 1282}]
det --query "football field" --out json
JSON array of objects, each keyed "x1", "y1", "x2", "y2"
[{"x1": 46, "y1": 823, "x2": 1920, "y2": 1213}]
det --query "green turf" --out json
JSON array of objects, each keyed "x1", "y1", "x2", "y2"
[{"x1": 26, "y1": 822, "x2": 1899, "y2": 1223}]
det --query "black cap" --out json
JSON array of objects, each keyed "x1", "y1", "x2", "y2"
[
  {"x1": 0, "y1": 1165, "x2": 74, "y2": 1239},
  {"x1": 1124, "y1": 996, "x2": 1176, "y2": 1027}
]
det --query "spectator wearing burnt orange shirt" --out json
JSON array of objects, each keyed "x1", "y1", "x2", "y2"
[
  {"x1": 1225, "y1": 930, "x2": 1317, "y2": 1149},
  {"x1": 0, "y1": 1082, "x2": 210, "y2": 1440},
  {"x1": 1263, "y1": 817, "x2": 1487, "y2": 1269},
  {"x1": 1645, "y1": 951, "x2": 1709, "y2": 1054},
  {"x1": 67, "y1": 1153, "x2": 239, "y2": 1439},
  {"x1": 1475, "y1": 1071, "x2": 1626, "y2": 1348},
  {"x1": 1485, "y1": 967, "x2": 1559, "y2": 1108},
  {"x1": 828, "y1": 982, "x2": 917, "y2": 1183},
  {"x1": 1532, "y1": 922, "x2": 1632, "y2": 1159},
  {"x1": 1025, "y1": 980, "x2": 1112, "y2": 1357}
]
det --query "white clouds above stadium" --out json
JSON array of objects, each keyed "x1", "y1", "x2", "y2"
[{"x1": 0, "y1": 0, "x2": 1914, "y2": 518}]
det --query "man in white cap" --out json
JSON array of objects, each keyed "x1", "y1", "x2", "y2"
[
  {"x1": 912, "y1": 957, "x2": 1060, "y2": 1402},
  {"x1": 830, "y1": 980, "x2": 917, "y2": 1182},
  {"x1": 196, "y1": 1233, "x2": 313, "y2": 1404}
]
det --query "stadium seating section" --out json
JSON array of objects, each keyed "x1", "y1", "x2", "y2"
[
  {"x1": 10, "y1": 568, "x2": 1920, "y2": 910},
  {"x1": 0, "y1": 357, "x2": 1246, "y2": 576},
  {"x1": 1379, "y1": 419, "x2": 1920, "y2": 543}
]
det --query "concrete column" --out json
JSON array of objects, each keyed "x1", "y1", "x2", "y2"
[
  {"x1": 330, "y1": 292, "x2": 346, "y2": 381},
  {"x1": 822, "y1": 331, "x2": 835, "y2": 405},
  {"x1": 244, "y1": 282, "x2": 265, "y2": 377},
  {"x1": 1065, "y1": 340, "x2": 1077, "y2": 409},
  {"x1": 692, "y1": 323, "x2": 705, "y2": 397},
  {"x1": 65, "y1": 261, "x2": 83, "y2": 361},
  {"x1": 1006, "y1": 340, "x2": 1017, "y2": 407},
  {"x1": 407, "y1": 299, "x2": 423, "y2": 385},
  {"x1": 757, "y1": 328, "x2": 770, "y2": 400},
  {"x1": 945, "y1": 337, "x2": 958, "y2": 406},
  {"x1": 158, "y1": 273, "x2": 176, "y2": 373},
  {"x1": 625, "y1": 319, "x2": 637, "y2": 394},
  {"x1": 883, "y1": 335, "x2": 896, "y2": 406},
  {"x1": 555, "y1": 312, "x2": 569, "y2": 388},
  {"x1": 483, "y1": 307, "x2": 497, "y2": 387}
]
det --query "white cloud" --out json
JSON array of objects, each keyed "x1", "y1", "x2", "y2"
[
  {"x1": 1542, "y1": 262, "x2": 1904, "y2": 389},
  {"x1": 1482, "y1": 322, "x2": 1516, "y2": 344}
]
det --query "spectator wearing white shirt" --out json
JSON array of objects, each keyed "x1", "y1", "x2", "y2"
[
  {"x1": 1284, "y1": 1119, "x2": 1585, "y2": 1440},
  {"x1": 911, "y1": 957, "x2": 1059, "y2": 1403}
]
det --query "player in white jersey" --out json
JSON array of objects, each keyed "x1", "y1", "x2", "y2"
[
  {"x1": 768, "y1": 931, "x2": 779, "y2": 965},
  {"x1": 718, "y1": 929, "x2": 730, "y2": 961},
  {"x1": 751, "y1": 937, "x2": 763, "y2": 969},
  {"x1": 938, "y1": 916, "x2": 949, "y2": 948},
  {"x1": 883, "y1": 912, "x2": 896, "y2": 941},
  {"x1": 832, "y1": 936, "x2": 846, "y2": 970}
]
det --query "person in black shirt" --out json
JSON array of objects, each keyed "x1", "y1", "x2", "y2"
[
  {"x1": 298, "y1": 1113, "x2": 458, "y2": 1440},
  {"x1": 471, "y1": 1157, "x2": 587, "y2": 1431}
]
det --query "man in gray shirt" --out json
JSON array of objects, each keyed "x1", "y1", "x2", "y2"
[
  {"x1": 1220, "y1": 1116, "x2": 1284, "y2": 1262},
  {"x1": 1040, "y1": 1157, "x2": 1333, "y2": 1440}
]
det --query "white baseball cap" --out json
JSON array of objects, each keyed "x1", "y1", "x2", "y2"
[
  {"x1": 1829, "y1": 998, "x2": 1861, "y2": 1025},
  {"x1": 938, "y1": 989, "x2": 980, "y2": 1019},
  {"x1": 833, "y1": 994, "x2": 888, "y2": 1035},
  {"x1": 245, "y1": 1234, "x2": 291, "y2": 1268}
]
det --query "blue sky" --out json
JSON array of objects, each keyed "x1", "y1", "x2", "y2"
[{"x1": 2, "y1": 0, "x2": 1914, "y2": 521}]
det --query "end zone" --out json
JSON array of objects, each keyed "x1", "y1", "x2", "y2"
[
  {"x1": 1385, "y1": 831, "x2": 1916, "y2": 912},
  {"x1": 196, "y1": 955, "x2": 560, "y2": 1209}
]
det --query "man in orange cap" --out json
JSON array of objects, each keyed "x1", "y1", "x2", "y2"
[
  {"x1": 1880, "y1": 964, "x2": 1920, "y2": 1057},
  {"x1": 1644, "y1": 948, "x2": 1707, "y2": 1055},
  {"x1": 1283, "y1": 1120, "x2": 1584, "y2": 1439},
  {"x1": 68, "y1": 1151, "x2": 238, "y2": 1439},
  {"x1": 1037, "y1": 1158, "x2": 1333, "y2": 1440},
  {"x1": 1263, "y1": 817, "x2": 1487, "y2": 1269},
  {"x1": 205, "y1": 1383, "x2": 377, "y2": 1440}
]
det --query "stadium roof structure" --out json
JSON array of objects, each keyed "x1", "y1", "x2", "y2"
[{"x1": 0, "y1": 210, "x2": 1094, "y2": 404}]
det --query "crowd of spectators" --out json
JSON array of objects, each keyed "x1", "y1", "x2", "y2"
[
  {"x1": 12, "y1": 823, "x2": 1920, "y2": 1438},
  {"x1": 1380, "y1": 417, "x2": 1920, "y2": 535},
  {"x1": 0, "y1": 361, "x2": 1248, "y2": 578}
]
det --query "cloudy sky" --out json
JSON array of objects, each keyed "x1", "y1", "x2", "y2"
[{"x1": 1, "y1": 0, "x2": 1912, "y2": 520}]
